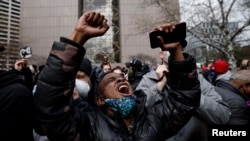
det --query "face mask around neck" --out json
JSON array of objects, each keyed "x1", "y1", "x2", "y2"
[{"x1": 104, "y1": 95, "x2": 136, "y2": 118}]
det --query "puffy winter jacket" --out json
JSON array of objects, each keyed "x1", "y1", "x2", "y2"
[{"x1": 34, "y1": 37, "x2": 201, "y2": 141}]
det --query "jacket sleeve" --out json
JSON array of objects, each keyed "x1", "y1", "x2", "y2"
[
  {"x1": 196, "y1": 74, "x2": 231, "y2": 124},
  {"x1": 167, "y1": 53, "x2": 201, "y2": 107},
  {"x1": 33, "y1": 37, "x2": 85, "y2": 141},
  {"x1": 160, "y1": 53, "x2": 201, "y2": 138},
  {"x1": 136, "y1": 71, "x2": 165, "y2": 107},
  {"x1": 22, "y1": 67, "x2": 35, "y2": 91}
]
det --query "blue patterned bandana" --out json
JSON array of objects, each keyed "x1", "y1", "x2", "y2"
[{"x1": 104, "y1": 95, "x2": 136, "y2": 118}]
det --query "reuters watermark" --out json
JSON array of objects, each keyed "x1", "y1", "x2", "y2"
[
  {"x1": 212, "y1": 129, "x2": 246, "y2": 136},
  {"x1": 208, "y1": 125, "x2": 249, "y2": 140}
]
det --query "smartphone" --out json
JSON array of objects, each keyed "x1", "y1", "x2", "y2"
[
  {"x1": 19, "y1": 46, "x2": 32, "y2": 58},
  {"x1": 149, "y1": 22, "x2": 186, "y2": 49}
]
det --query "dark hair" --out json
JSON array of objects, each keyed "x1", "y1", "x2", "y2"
[{"x1": 100, "y1": 61, "x2": 112, "y2": 69}]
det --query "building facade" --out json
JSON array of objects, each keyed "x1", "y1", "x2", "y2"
[
  {"x1": 20, "y1": 0, "x2": 179, "y2": 67},
  {"x1": 0, "y1": 0, "x2": 20, "y2": 70},
  {"x1": 185, "y1": 22, "x2": 239, "y2": 63}
]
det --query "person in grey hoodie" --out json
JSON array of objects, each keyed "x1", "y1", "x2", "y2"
[{"x1": 136, "y1": 50, "x2": 231, "y2": 141}]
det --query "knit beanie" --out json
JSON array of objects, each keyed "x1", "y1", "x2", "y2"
[
  {"x1": 213, "y1": 59, "x2": 228, "y2": 74},
  {"x1": 79, "y1": 58, "x2": 92, "y2": 77}
]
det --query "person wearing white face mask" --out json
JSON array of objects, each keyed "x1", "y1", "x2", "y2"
[
  {"x1": 74, "y1": 58, "x2": 92, "y2": 100},
  {"x1": 73, "y1": 58, "x2": 99, "y2": 112}
]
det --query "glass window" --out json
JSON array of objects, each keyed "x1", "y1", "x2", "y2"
[{"x1": 80, "y1": 0, "x2": 120, "y2": 63}]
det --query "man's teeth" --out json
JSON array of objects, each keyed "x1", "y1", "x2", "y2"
[{"x1": 119, "y1": 85, "x2": 127, "y2": 91}]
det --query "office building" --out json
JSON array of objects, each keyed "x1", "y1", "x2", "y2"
[
  {"x1": 20, "y1": 0, "x2": 179, "y2": 67},
  {"x1": 0, "y1": 0, "x2": 20, "y2": 70}
]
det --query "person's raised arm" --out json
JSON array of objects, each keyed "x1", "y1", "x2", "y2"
[
  {"x1": 151, "y1": 22, "x2": 201, "y2": 139},
  {"x1": 34, "y1": 11, "x2": 109, "y2": 141}
]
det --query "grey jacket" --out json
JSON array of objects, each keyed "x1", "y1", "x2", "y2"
[{"x1": 136, "y1": 72, "x2": 231, "y2": 141}]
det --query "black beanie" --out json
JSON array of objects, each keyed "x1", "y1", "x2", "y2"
[{"x1": 79, "y1": 58, "x2": 92, "y2": 77}]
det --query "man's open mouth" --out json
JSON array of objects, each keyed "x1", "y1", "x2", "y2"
[{"x1": 118, "y1": 83, "x2": 130, "y2": 95}]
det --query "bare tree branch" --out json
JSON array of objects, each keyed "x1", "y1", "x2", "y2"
[
  {"x1": 218, "y1": 0, "x2": 226, "y2": 25},
  {"x1": 230, "y1": 18, "x2": 250, "y2": 41},
  {"x1": 225, "y1": 0, "x2": 237, "y2": 22}
]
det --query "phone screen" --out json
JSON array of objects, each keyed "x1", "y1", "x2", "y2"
[{"x1": 149, "y1": 22, "x2": 186, "y2": 49}]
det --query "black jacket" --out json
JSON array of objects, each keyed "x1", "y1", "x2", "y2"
[
  {"x1": 0, "y1": 70, "x2": 34, "y2": 141},
  {"x1": 34, "y1": 37, "x2": 201, "y2": 141}
]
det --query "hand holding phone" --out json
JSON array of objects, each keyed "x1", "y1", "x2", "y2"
[
  {"x1": 149, "y1": 22, "x2": 186, "y2": 49},
  {"x1": 14, "y1": 59, "x2": 28, "y2": 72}
]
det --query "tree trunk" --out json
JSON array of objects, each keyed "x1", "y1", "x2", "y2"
[{"x1": 227, "y1": 52, "x2": 237, "y2": 72}]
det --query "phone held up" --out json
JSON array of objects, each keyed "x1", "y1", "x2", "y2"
[
  {"x1": 149, "y1": 22, "x2": 186, "y2": 49},
  {"x1": 19, "y1": 46, "x2": 32, "y2": 59}
]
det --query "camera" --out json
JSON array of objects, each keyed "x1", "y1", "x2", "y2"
[{"x1": 149, "y1": 22, "x2": 186, "y2": 49}]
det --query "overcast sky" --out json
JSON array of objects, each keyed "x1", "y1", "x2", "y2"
[{"x1": 178, "y1": 0, "x2": 250, "y2": 46}]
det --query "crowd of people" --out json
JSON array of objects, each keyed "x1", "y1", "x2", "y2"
[{"x1": 0, "y1": 10, "x2": 250, "y2": 141}]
